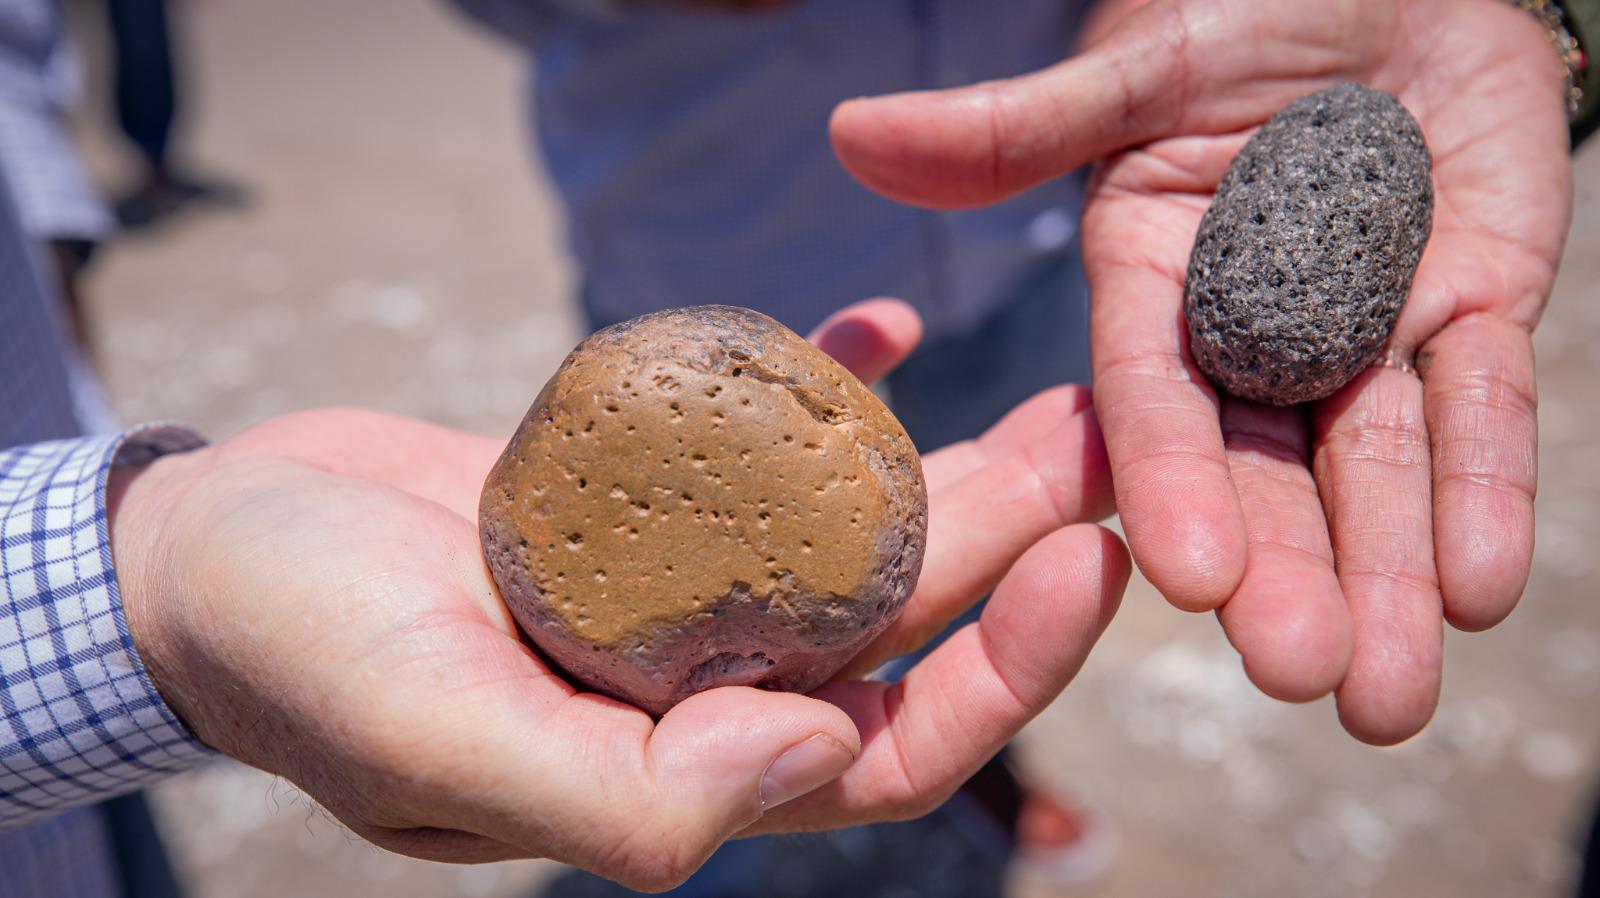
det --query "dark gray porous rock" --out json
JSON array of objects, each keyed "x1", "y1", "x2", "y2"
[{"x1": 1185, "y1": 82, "x2": 1434, "y2": 405}]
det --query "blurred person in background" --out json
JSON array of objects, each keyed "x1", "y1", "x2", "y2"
[
  {"x1": 99, "y1": 0, "x2": 245, "y2": 229},
  {"x1": 0, "y1": 0, "x2": 241, "y2": 388},
  {"x1": 0, "y1": 0, "x2": 119, "y2": 416},
  {"x1": 449, "y1": 0, "x2": 1585, "y2": 894},
  {"x1": 1, "y1": 4, "x2": 188, "y2": 895}
]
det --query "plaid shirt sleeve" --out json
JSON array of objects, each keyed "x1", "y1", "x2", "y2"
[{"x1": 1, "y1": 426, "x2": 214, "y2": 829}]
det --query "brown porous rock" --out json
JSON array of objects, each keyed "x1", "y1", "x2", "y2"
[{"x1": 479, "y1": 306, "x2": 927, "y2": 715}]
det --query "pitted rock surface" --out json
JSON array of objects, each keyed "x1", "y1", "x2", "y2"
[
  {"x1": 1184, "y1": 82, "x2": 1434, "y2": 405},
  {"x1": 479, "y1": 306, "x2": 928, "y2": 715}
]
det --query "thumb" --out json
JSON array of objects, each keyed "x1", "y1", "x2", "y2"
[
  {"x1": 829, "y1": 2, "x2": 1192, "y2": 208},
  {"x1": 647, "y1": 687, "x2": 861, "y2": 835},
  {"x1": 527, "y1": 688, "x2": 860, "y2": 891}
]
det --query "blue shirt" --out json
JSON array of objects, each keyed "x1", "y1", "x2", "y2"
[
  {"x1": 453, "y1": 0, "x2": 1091, "y2": 341},
  {"x1": 0, "y1": 28, "x2": 210, "y2": 893}
]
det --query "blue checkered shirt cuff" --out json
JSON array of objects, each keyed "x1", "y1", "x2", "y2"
[{"x1": 1, "y1": 426, "x2": 213, "y2": 829}]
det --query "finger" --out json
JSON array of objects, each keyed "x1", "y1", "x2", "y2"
[
  {"x1": 829, "y1": 4, "x2": 1191, "y2": 208},
  {"x1": 920, "y1": 383, "x2": 1095, "y2": 488},
  {"x1": 1313, "y1": 368, "x2": 1442, "y2": 745},
  {"x1": 751, "y1": 524, "x2": 1129, "y2": 833},
  {"x1": 418, "y1": 684, "x2": 860, "y2": 892},
  {"x1": 843, "y1": 398, "x2": 1111, "y2": 672},
  {"x1": 584, "y1": 690, "x2": 861, "y2": 890},
  {"x1": 830, "y1": 1, "x2": 1401, "y2": 209},
  {"x1": 1418, "y1": 316, "x2": 1538, "y2": 631},
  {"x1": 806, "y1": 297, "x2": 924, "y2": 385},
  {"x1": 1091, "y1": 261, "x2": 1247, "y2": 612},
  {"x1": 1215, "y1": 399, "x2": 1351, "y2": 702}
]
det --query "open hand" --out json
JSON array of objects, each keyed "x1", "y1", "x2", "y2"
[
  {"x1": 109, "y1": 300, "x2": 1124, "y2": 889},
  {"x1": 829, "y1": 0, "x2": 1573, "y2": 744}
]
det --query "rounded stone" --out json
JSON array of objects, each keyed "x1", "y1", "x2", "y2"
[
  {"x1": 1184, "y1": 82, "x2": 1434, "y2": 406},
  {"x1": 479, "y1": 305, "x2": 928, "y2": 715}
]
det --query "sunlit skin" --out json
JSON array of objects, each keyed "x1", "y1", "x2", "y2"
[
  {"x1": 830, "y1": 0, "x2": 1572, "y2": 745},
  {"x1": 111, "y1": 299, "x2": 1128, "y2": 891}
]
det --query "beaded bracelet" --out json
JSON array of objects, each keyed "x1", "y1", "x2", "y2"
[{"x1": 1510, "y1": 0, "x2": 1588, "y2": 119}]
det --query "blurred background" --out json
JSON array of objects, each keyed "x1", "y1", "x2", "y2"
[{"x1": 44, "y1": 0, "x2": 1600, "y2": 895}]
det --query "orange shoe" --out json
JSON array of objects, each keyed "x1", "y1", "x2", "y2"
[{"x1": 1009, "y1": 791, "x2": 1118, "y2": 890}]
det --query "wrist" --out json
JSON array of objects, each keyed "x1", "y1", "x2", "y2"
[
  {"x1": 108, "y1": 449, "x2": 208, "y2": 741},
  {"x1": 0, "y1": 431, "x2": 213, "y2": 825}
]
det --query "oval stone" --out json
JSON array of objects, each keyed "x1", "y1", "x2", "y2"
[
  {"x1": 1184, "y1": 83, "x2": 1434, "y2": 405},
  {"x1": 479, "y1": 306, "x2": 927, "y2": 715}
]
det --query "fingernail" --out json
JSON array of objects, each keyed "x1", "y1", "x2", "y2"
[{"x1": 759, "y1": 734, "x2": 855, "y2": 811}]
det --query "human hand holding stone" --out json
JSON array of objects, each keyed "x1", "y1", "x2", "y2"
[
  {"x1": 829, "y1": 0, "x2": 1573, "y2": 744},
  {"x1": 108, "y1": 299, "x2": 1124, "y2": 889}
]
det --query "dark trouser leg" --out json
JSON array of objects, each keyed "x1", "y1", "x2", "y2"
[
  {"x1": 102, "y1": 792, "x2": 186, "y2": 898},
  {"x1": 49, "y1": 240, "x2": 95, "y2": 359},
  {"x1": 876, "y1": 244, "x2": 1090, "y2": 848},
  {"x1": 874, "y1": 243, "x2": 1091, "y2": 685},
  {"x1": 106, "y1": 0, "x2": 178, "y2": 171},
  {"x1": 1580, "y1": 784, "x2": 1600, "y2": 898},
  {"x1": 884, "y1": 245, "x2": 1090, "y2": 453}
]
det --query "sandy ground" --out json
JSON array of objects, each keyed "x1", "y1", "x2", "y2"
[{"x1": 55, "y1": 0, "x2": 1600, "y2": 896}]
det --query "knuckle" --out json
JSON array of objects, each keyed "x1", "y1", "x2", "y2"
[
  {"x1": 620, "y1": 835, "x2": 714, "y2": 893},
  {"x1": 1440, "y1": 362, "x2": 1537, "y2": 417},
  {"x1": 1433, "y1": 463, "x2": 1535, "y2": 500},
  {"x1": 1321, "y1": 411, "x2": 1429, "y2": 470},
  {"x1": 597, "y1": 813, "x2": 719, "y2": 893},
  {"x1": 1341, "y1": 565, "x2": 1440, "y2": 601},
  {"x1": 889, "y1": 784, "x2": 952, "y2": 822},
  {"x1": 1095, "y1": 349, "x2": 1194, "y2": 389}
]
